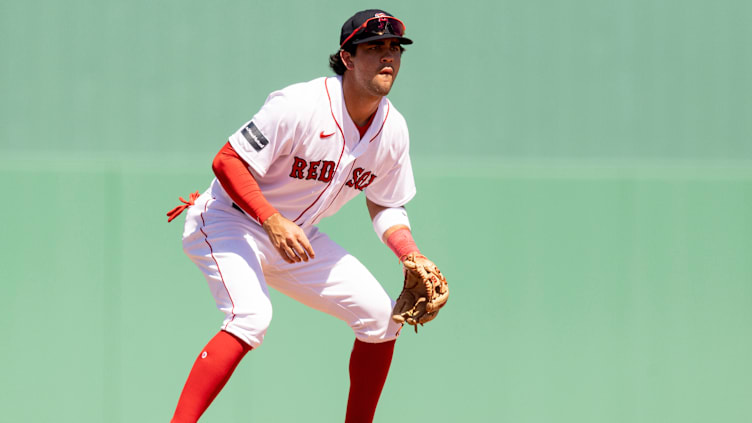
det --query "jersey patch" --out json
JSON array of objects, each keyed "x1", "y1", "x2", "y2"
[{"x1": 241, "y1": 121, "x2": 269, "y2": 152}]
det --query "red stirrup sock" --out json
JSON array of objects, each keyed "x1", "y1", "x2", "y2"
[
  {"x1": 171, "y1": 331, "x2": 252, "y2": 423},
  {"x1": 345, "y1": 339, "x2": 396, "y2": 423}
]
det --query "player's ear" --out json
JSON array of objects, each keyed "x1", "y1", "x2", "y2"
[{"x1": 340, "y1": 50, "x2": 355, "y2": 70}]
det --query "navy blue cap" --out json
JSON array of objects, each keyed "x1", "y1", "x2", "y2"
[{"x1": 339, "y1": 9, "x2": 413, "y2": 48}]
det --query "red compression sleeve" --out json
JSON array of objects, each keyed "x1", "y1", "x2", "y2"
[
  {"x1": 385, "y1": 227, "x2": 420, "y2": 261},
  {"x1": 212, "y1": 142, "x2": 278, "y2": 224}
]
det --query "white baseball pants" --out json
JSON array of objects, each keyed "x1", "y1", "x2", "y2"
[{"x1": 181, "y1": 192, "x2": 402, "y2": 348}]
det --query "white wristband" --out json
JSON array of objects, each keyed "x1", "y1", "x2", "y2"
[{"x1": 372, "y1": 206, "x2": 411, "y2": 243}]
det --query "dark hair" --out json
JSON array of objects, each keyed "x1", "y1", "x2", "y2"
[{"x1": 328, "y1": 44, "x2": 357, "y2": 76}]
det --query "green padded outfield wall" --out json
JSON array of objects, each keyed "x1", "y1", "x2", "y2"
[{"x1": 1, "y1": 0, "x2": 751, "y2": 422}]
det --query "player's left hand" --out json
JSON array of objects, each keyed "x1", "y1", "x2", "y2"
[
  {"x1": 262, "y1": 213, "x2": 316, "y2": 264},
  {"x1": 392, "y1": 253, "x2": 449, "y2": 332}
]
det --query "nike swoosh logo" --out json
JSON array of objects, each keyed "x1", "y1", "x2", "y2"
[{"x1": 320, "y1": 131, "x2": 335, "y2": 138}]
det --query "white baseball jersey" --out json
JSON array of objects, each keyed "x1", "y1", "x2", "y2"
[
  {"x1": 181, "y1": 75, "x2": 413, "y2": 348},
  {"x1": 222, "y1": 75, "x2": 416, "y2": 227}
]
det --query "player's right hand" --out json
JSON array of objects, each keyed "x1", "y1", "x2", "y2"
[{"x1": 262, "y1": 213, "x2": 316, "y2": 264}]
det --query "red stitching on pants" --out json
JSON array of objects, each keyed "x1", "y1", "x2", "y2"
[{"x1": 199, "y1": 198, "x2": 237, "y2": 329}]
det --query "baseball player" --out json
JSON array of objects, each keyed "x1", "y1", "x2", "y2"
[{"x1": 166, "y1": 9, "x2": 447, "y2": 422}]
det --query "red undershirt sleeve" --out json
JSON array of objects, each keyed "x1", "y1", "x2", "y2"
[{"x1": 212, "y1": 141, "x2": 278, "y2": 224}]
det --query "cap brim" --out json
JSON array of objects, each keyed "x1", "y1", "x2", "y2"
[{"x1": 351, "y1": 34, "x2": 413, "y2": 45}]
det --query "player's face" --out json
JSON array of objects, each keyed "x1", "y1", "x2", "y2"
[{"x1": 348, "y1": 38, "x2": 403, "y2": 97}]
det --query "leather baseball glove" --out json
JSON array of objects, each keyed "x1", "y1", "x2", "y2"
[{"x1": 392, "y1": 253, "x2": 449, "y2": 332}]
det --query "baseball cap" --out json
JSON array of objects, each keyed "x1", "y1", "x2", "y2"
[{"x1": 339, "y1": 9, "x2": 413, "y2": 48}]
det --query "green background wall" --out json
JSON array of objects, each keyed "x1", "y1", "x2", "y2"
[{"x1": 1, "y1": 0, "x2": 750, "y2": 422}]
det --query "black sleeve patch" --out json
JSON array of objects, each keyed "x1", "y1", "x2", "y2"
[{"x1": 241, "y1": 121, "x2": 270, "y2": 152}]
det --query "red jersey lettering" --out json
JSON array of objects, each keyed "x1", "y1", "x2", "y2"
[{"x1": 290, "y1": 157, "x2": 307, "y2": 179}]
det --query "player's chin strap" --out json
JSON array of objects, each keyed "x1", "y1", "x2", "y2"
[{"x1": 167, "y1": 191, "x2": 200, "y2": 222}]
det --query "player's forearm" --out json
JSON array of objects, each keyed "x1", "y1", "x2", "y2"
[
  {"x1": 381, "y1": 224, "x2": 410, "y2": 242},
  {"x1": 367, "y1": 199, "x2": 406, "y2": 239},
  {"x1": 385, "y1": 228, "x2": 420, "y2": 260},
  {"x1": 212, "y1": 141, "x2": 278, "y2": 224},
  {"x1": 367, "y1": 198, "x2": 419, "y2": 259}
]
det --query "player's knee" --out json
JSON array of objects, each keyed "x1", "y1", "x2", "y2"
[
  {"x1": 351, "y1": 299, "x2": 401, "y2": 343},
  {"x1": 222, "y1": 303, "x2": 273, "y2": 349}
]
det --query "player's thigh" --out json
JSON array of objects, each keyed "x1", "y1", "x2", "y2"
[
  {"x1": 266, "y1": 229, "x2": 400, "y2": 342},
  {"x1": 182, "y1": 197, "x2": 273, "y2": 347}
]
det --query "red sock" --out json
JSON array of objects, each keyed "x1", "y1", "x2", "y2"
[
  {"x1": 171, "y1": 331, "x2": 252, "y2": 423},
  {"x1": 345, "y1": 339, "x2": 396, "y2": 423}
]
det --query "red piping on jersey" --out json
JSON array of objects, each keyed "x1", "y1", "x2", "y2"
[
  {"x1": 308, "y1": 102, "x2": 389, "y2": 223},
  {"x1": 292, "y1": 78, "x2": 347, "y2": 224},
  {"x1": 368, "y1": 101, "x2": 389, "y2": 143},
  {"x1": 309, "y1": 160, "x2": 356, "y2": 224},
  {"x1": 200, "y1": 198, "x2": 237, "y2": 329}
]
